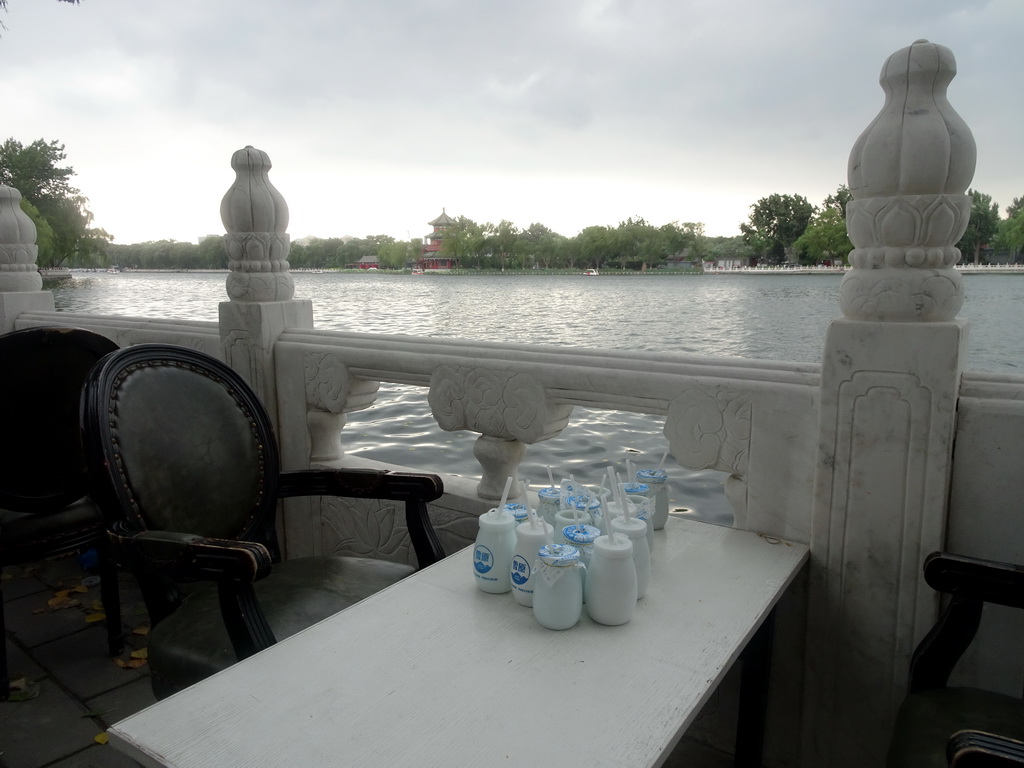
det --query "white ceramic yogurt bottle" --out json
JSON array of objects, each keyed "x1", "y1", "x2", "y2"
[
  {"x1": 536, "y1": 487, "x2": 562, "y2": 528},
  {"x1": 532, "y1": 544, "x2": 585, "y2": 630},
  {"x1": 584, "y1": 533, "x2": 637, "y2": 626},
  {"x1": 636, "y1": 469, "x2": 669, "y2": 529},
  {"x1": 610, "y1": 515, "x2": 650, "y2": 599},
  {"x1": 561, "y1": 523, "x2": 600, "y2": 594},
  {"x1": 473, "y1": 508, "x2": 516, "y2": 594},
  {"x1": 510, "y1": 519, "x2": 554, "y2": 607}
]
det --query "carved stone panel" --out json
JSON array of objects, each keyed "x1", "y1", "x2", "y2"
[
  {"x1": 665, "y1": 384, "x2": 752, "y2": 477},
  {"x1": 428, "y1": 365, "x2": 571, "y2": 443}
]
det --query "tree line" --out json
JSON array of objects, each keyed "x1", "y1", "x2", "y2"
[{"x1": 3, "y1": 136, "x2": 1022, "y2": 271}]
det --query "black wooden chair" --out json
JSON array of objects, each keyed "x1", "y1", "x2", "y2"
[
  {"x1": 887, "y1": 552, "x2": 1024, "y2": 767},
  {"x1": 79, "y1": 343, "x2": 446, "y2": 699},
  {"x1": 0, "y1": 326, "x2": 123, "y2": 700}
]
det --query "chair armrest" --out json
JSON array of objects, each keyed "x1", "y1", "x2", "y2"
[
  {"x1": 277, "y1": 468, "x2": 443, "y2": 502},
  {"x1": 109, "y1": 524, "x2": 277, "y2": 659},
  {"x1": 949, "y1": 730, "x2": 1024, "y2": 766},
  {"x1": 910, "y1": 552, "x2": 1024, "y2": 693},
  {"x1": 108, "y1": 524, "x2": 273, "y2": 585},
  {"x1": 925, "y1": 553, "x2": 1024, "y2": 609},
  {"x1": 278, "y1": 468, "x2": 446, "y2": 567}
]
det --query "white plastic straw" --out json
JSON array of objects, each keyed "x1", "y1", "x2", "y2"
[
  {"x1": 494, "y1": 475, "x2": 514, "y2": 518},
  {"x1": 657, "y1": 449, "x2": 668, "y2": 470},
  {"x1": 522, "y1": 479, "x2": 539, "y2": 530},
  {"x1": 547, "y1": 465, "x2": 556, "y2": 489}
]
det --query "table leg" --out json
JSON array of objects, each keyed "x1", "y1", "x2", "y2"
[{"x1": 734, "y1": 609, "x2": 776, "y2": 768}]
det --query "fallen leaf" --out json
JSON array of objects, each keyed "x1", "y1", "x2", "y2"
[
  {"x1": 54, "y1": 589, "x2": 70, "y2": 599},
  {"x1": 130, "y1": 648, "x2": 148, "y2": 660},
  {"x1": 85, "y1": 613, "x2": 106, "y2": 623},
  {"x1": 7, "y1": 678, "x2": 40, "y2": 701},
  {"x1": 47, "y1": 596, "x2": 80, "y2": 610},
  {"x1": 71, "y1": 585, "x2": 89, "y2": 594},
  {"x1": 91, "y1": 600, "x2": 104, "y2": 611},
  {"x1": 94, "y1": 733, "x2": 109, "y2": 745},
  {"x1": 114, "y1": 657, "x2": 147, "y2": 669},
  {"x1": 132, "y1": 626, "x2": 150, "y2": 636}
]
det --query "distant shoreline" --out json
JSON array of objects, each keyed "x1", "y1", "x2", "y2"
[{"x1": 42, "y1": 265, "x2": 1024, "y2": 279}]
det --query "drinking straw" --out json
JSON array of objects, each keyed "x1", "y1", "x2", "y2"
[
  {"x1": 657, "y1": 449, "x2": 669, "y2": 471},
  {"x1": 522, "y1": 480, "x2": 539, "y2": 530},
  {"x1": 547, "y1": 465, "x2": 556, "y2": 489},
  {"x1": 494, "y1": 475, "x2": 514, "y2": 518},
  {"x1": 626, "y1": 458, "x2": 635, "y2": 483}
]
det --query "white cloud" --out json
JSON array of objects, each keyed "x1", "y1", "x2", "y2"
[{"x1": 2, "y1": 0, "x2": 1021, "y2": 243}]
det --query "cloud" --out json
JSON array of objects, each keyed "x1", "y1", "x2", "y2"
[{"x1": 2, "y1": 0, "x2": 1021, "y2": 242}]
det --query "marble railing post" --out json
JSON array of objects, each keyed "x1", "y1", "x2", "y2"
[
  {"x1": 217, "y1": 146, "x2": 314, "y2": 427},
  {"x1": 803, "y1": 40, "x2": 975, "y2": 766},
  {"x1": 0, "y1": 185, "x2": 55, "y2": 333}
]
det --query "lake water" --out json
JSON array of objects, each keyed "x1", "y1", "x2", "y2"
[{"x1": 47, "y1": 271, "x2": 1024, "y2": 524}]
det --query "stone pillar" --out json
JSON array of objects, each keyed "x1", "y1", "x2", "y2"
[
  {"x1": 217, "y1": 146, "x2": 313, "y2": 425},
  {"x1": 0, "y1": 184, "x2": 54, "y2": 334},
  {"x1": 803, "y1": 41, "x2": 974, "y2": 766}
]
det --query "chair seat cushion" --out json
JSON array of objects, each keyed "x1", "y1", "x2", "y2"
[
  {"x1": 148, "y1": 555, "x2": 416, "y2": 696},
  {"x1": 887, "y1": 687, "x2": 1024, "y2": 767},
  {"x1": 0, "y1": 497, "x2": 104, "y2": 562}
]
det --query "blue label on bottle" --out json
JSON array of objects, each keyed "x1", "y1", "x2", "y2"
[
  {"x1": 474, "y1": 545, "x2": 494, "y2": 574},
  {"x1": 510, "y1": 554, "x2": 531, "y2": 585}
]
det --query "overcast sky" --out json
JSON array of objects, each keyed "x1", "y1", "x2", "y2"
[{"x1": 2, "y1": 0, "x2": 1021, "y2": 245}]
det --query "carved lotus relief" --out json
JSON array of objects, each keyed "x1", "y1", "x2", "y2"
[
  {"x1": 428, "y1": 365, "x2": 571, "y2": 443},
  {"x1": 665, "y1": 385, "x2": 751, "y2": 477},
  {"x1": 320, "y1": 496, "x2": 410, "y2": 563}
]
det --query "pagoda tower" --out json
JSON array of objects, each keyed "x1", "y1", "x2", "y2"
[{"x1": 420, "y1": 209, "x2": 457, "y2": 270}]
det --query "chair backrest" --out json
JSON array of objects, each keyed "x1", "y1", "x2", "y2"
[
  {"x1": 0, "y1": 326, "x2": 118, "y2": 512},
  {"x1": 81, "y1": 344, "x2": 281, "y2": 547}
]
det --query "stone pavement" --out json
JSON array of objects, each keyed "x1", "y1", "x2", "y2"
[{"x1": 1, "y1": 556, "x2": 155, "y2": 768}]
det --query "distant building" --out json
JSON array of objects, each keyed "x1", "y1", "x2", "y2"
[
  {"x1": 420, "y1": 209, "x2": 458, "y2": 270},
  {"x1": 350, "y1": 254, "x2": 379, "y2": 270}
]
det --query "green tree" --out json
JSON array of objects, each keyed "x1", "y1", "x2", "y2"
[
  {"x1": 957, "y1": 189, "x2": 1000, "y2": 265},
  {"x1": 705, "y1": 236, "x2": 754, "y2": 266},
  {"x1": 0, "y1": 138, "x2": 110, "y2": 267},
  {"x1": 793, "y1": 207, "x2": 852, "y2": 264},
  {"x1": 822, "y1": 185, "x2": 852, "y2": 217},
  {"x1": 575, "y1": 225, "x2": 615, "y2": 270},
  {"x1": 484, "y1": 220, "x2": 519, "y2": 270},
  {"x1": 440, "y1": 217, "x2": 485, "y2": 268},
  {"x1": 995, "y1": 202, "x2": 1024, "y2": 262},
  {"x1": 740, "y1": 193, "x2": 814, "y2": 265},
  {"x1": 198, "y1": 236, "x2": 227, "y2": 269},
  {"x1": 659, "y1": 221, "x2": 706, "y2": 267},
  {"x1": 1005, "y1": 197, "x2": 1023, "y2": 220}
]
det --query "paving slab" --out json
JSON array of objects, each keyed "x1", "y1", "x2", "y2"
[
  {"x1": 3, "y1": 639, "x2": 43, "y2": 684},
  {"x1": 3, "y1": 591, "x2": 100, "y2": 651},
  {"x1": 0, "y1": 678, "x2": 102, "y2": 768},
  {"x1": 31, "y1": 628, "x2": 147, "y2": 701},
  {"x1": 1, "y1": 567, "x2": 49, "y2": 603},
  {"x1": 50, "y1": 744, "x2": 146, "y2": 767},
  {"x1": 87, "y1": 678, "x2": 157, "y2": 730}
]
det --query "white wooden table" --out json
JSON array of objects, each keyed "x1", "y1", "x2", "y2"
[{"x1": 108, "y1": 517, "x2": 808, "y2": 768}]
